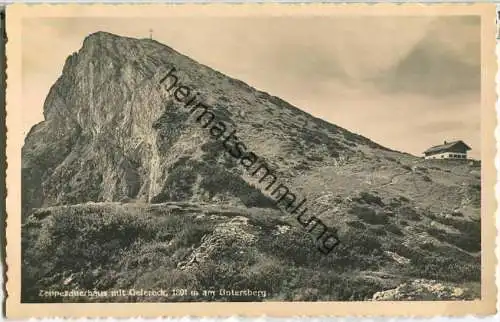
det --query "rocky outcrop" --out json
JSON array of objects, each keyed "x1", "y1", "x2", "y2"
[
  {"x1": 372, "y1": 279, "x2": 476, "y2": 301},
  {"x1": 178, "y1": 216, "x2": 257, "y2": 271}
]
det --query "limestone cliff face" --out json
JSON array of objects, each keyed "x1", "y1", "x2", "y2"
[
  {"x1": 21, "y1": 31, "x2": 385, "y2": 216},
  {"x1": 23, "y1": 32, "x2": 168, "y2": 213}
]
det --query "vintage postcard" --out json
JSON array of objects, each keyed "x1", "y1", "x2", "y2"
[{"x1": 4, "y1": 3, "x2": 497, "y2": 318}]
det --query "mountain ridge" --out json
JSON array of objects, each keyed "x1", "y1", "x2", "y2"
[
  {"x1": 22, "y1": 31, "x2": 399, "y2": 215},
  {"x1": 75, "y1": 31, "x2": 399, "y2": 151}
]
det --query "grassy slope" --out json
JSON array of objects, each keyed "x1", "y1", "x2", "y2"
[{"x1": 22, "y1": 171, "x2": 481, "y2": 303}]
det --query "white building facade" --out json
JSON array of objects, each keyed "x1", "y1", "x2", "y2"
[
  {"x1": 423, "y1": 140, "x2": 471, "y2": 160},
  {"x1": 424, "y1": 151, "x2": 467, "y2": 160}
]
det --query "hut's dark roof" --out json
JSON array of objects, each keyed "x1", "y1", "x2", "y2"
[{"x1": 423, "y1": 140, "x2": 471, "y2": 154}]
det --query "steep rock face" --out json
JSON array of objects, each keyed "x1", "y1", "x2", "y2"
[{"x1": 22, "y1": 31, "x2": 387, "y2": 217}]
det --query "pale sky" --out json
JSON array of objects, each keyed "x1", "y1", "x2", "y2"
[{"x1": 22, "y1": 16, "x2": 481, "y2": 159}]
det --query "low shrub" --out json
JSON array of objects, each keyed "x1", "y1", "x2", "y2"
[
  {"x1": 398, "y1": 220, "x2": 409, "y2": 226},
  {"x1": 349, "y1": 206, "x2": 388, "y2": 225},
  {"x1": 342, "y1": 233, "x2": 383, "y2": 255},
  {"x1": 426, "y1": 227, "x2": 480, "y2": 253},
  {"x1": 355, "y1": 192, "x2": 384, "y2": 207},
  {"x1": 346, "y1": 221, "x2": 366, "y2": 229},
  {"x1": 388, "y1": 196, "x2": 409, "y2": 208},
  {"x1": 386, "y1": 243, "x2": 423, "y2": 262},
  {"x1": 327, "y1": 232, "x2": 386, "y2": 271},
  {"x1": 433, "y1": 216, "x2": 480, "y2": 235},
  {"x1": 344, "y1": 141, "x2": 357, "y2": 148},
  {"x1": 406, "y1": 253, "x2": 480, "y2": 283},
  {"x1": 171, "y1": 223, "x2": 212, "y2": 249},
  {"x1": 467, "y1": 184, "x2": 481, "y2": 207},
  {"x1": 432, "y1": 245, "x2": 477, "y2": 263},
  {"x1": 199, "y1": 165, "x2": 278, "y2": 209},
  {"x1": 306, "y1": 154, "x2": 324, "y2": 162},
  {"x1": 419, "y1": 242, "x2": 436, "y2": 251},
  {"x1": 368, "y1": 227, "x2": 387, "y2": 236},
  {"x1": 398, "y1": 206, "x2": 421, "y2": 221},
  {"x1": 430, "y1": 217, "x2": 480, "y2": 251},
  {"x1": 236, "y1": 257, "x2": 287, "y2": 298},
  {"x1": 316, "y1": 274, "x2": 386, "y2": 301},
  {"x1": 399, "y1": 196, "x2": 410, "y2": 203},
  {"x1": 386, "y1": 224, "x2": 403, "y2": 236},
  {"x1": 259, "y1": 230, "x2": 323, "y2": 267},
  {"x1": 425, "y1": 212, "x2": 437, "y2": 220},
  {"x1": 22, "y1": 204, "x2": 161, "y2": 301},
  {"x1": 294, "y1": 163, "x2": 312, "y2": 172}
]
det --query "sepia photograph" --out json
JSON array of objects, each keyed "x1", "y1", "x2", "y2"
[{"x1": 5, "y1": 3, "x2": 497, "y2": 318}]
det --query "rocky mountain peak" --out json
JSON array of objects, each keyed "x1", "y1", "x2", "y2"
[{"x1": 25, "y1": 32, "x2": 379, "y2": 214}]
